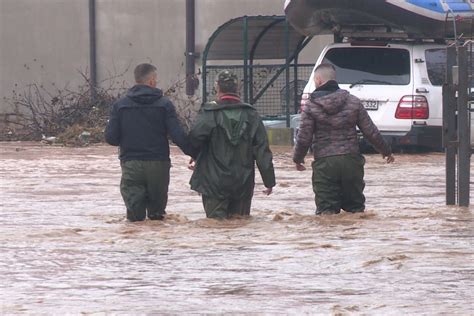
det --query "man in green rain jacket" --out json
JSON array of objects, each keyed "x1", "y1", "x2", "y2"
[{"x1": 189, "y1": 70, "x2": 276, "y2": 219}]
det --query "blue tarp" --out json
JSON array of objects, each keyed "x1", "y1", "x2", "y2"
[{"x1": 407, "y1": 0, "x2": 471, "y2": 12}]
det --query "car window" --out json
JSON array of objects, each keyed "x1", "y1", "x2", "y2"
[
  {"x1": 425, "y1": 48, "x2": 446, "y2": 86},
  {"x1": 426, "y1": 48, "x2": 474, "y2": 87},
  {"x1": 322, "y1": 47, "x2": 411, "y2": 85}
]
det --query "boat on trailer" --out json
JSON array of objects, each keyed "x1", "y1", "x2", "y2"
[{"x1": 284, "y1": 0, "x2": 474, "y2": 39}]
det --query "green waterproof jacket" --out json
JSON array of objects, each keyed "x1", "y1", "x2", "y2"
[{"x1": 189, "y1": 99, "x2": 276, "y2": 199}]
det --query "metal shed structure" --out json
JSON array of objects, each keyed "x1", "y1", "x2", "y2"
[{"x1": 202, "y1": 15, "x2": 313, "y2": 126}]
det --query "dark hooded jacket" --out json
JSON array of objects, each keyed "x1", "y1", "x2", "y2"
[
  {"x1": 293, "y1": 80, "x2": 391, "y2": 163},
  {"x1": 105, "y1": 85, "x2": 196, "y2": 161},
  {"x1": 189, "y1": 96, "x2": 275, "y2": 199}
]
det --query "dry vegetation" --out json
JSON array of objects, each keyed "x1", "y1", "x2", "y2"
[{"x1": 2, "y1": 69, "x2": 200, "y2": 146}]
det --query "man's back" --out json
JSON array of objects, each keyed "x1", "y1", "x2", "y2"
[
  {"x1": 105, "y1": 85, "x2": 193, "y2": 161},
  {"x1": 189, "y1": 100, "x2": 275, "y2": 199},
  {"x1": 294, "y1": 84, "x2": 390, "y2": 162},
  {"x1": 305, "y1": 89, "x2": 361, "y2": 158}
]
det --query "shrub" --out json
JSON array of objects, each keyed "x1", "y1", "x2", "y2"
[{"x1": 2, "y1": 69, "x2": 201, "y2": 145}]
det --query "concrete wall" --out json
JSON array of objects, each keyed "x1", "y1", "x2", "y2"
[
  {"x1": 95, "y1": 0, "x2": 331, "y2": 91},
  {"x1": 95, "y1": 0, "x2": 187, "y2": 89},
  {"x1": 0, "y1": 0, "x2": 90, "y2": 113},
  {"x1": 0, "y1": 0, "x2": 332, "y2": 118}
]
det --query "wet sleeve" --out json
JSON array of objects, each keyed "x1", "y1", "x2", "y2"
[
  {"x1": 253, "y1": 119, "x2": 276, "y2": 188},
  {"x1": 165, "y1": 100, "x2": 198, "y2": 159},
  {"x1": 357, "y1": 103, "x2": 391, "y2": 156},
  {"x1": 188, "y1": 110, "x2": 214, "y2": 149},
  {"x1": 104, "y1": 103, "x2": 120, "y2": 146},
  {"x1": 292, "y1": 106, "x2": 314, "y2": 164}
]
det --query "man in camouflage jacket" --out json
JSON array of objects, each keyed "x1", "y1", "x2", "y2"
[
  {"x1": 293, "y1": 64, "x2": 395, "y2": 215},
  {"x1": 189, "y1": 70, "x2": 276, "y2": 219}
]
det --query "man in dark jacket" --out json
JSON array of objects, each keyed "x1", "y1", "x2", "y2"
[
  {"x1": 188, "y1": 70, "x2": 275, "y2": 219},
  {"x1": 105, "y1": 63, "x2": 196, "y2": 222},
  {"x1": 293, "y1": 64, "x2": 394, "y2": 215}
]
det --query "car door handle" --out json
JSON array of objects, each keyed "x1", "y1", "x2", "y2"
[{"x1": 416, "y1": 88, "x2": 429, "y2": 93}]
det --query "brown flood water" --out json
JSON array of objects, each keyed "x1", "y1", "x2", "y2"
[{"x1": 0, "y1": 142, "x2": 472, "y2": 314}]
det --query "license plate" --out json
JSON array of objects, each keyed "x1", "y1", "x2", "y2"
[{"x1": 362, "y1": 100, "x2": 379, "y2": 110}]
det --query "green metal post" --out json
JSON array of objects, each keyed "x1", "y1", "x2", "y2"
[
  {"x1": 243, "y1": 17, "x2": 249, "y2": 103},
  {"x1": 201, "y1": 17, "x2": 242, "y2": 103},
  {"x1": 248, "y1": 18, "x2": 284, "y2": 104},
  {"x1": 293, "y1": 54, "x2": 299, "y2": 114},
  {"x1": 202, "y1": 56, "x2": 208, "y2": 103}
]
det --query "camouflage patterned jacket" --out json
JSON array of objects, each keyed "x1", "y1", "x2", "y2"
[{"x1": 293, "y1": 81, "x2": 391, "y2": 163}]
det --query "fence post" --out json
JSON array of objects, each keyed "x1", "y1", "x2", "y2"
[
  {"x1": 293, "y1": 54, "x2": 299, "y2": 114},
  {"x1": 457, "y1": 46, "x2": 471, "y2": 207},
  {"x1": 284, "y1": 19, "x2": 291, "y2": 128},
  {"x1": 88, "y1": 0, "x2": 97, "y2": 102},
  {"x1": 444, "y1": 46, "x2": 457, "y2": 205},
  {"x1": 243, "y1": 17, "x2": 249, "y2": 103}
]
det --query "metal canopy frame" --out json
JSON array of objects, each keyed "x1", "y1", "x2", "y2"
[{"x1": 202, "y1": 15, "x2": 312, "y2": 126}]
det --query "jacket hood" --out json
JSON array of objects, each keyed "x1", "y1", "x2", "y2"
[
  {"x1": 221, "y1": 109, "x2": 249, "y2": 146},
  {"x1": 310, "y1": 88, "x2": 349, "y2": 115},
  {"x1": 127, "y1": 85, "x2": 163, "y2": 104},
  {"x1": 204, "y1": 101, "x2": 254, "y2": 146}
]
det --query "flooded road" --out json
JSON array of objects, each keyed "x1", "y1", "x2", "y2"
[{"x1": 0, "y1": 142, "x2": 473, "y2": 314}]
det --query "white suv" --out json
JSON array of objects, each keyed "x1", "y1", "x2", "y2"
[{"x1": 300, "y1": 41, "x2": 474, "y2": 150}]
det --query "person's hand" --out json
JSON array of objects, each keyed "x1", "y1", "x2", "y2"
[
  {"x1": 295, "y1": 163, "x2": 306, "y2": 171},
  {"x1": 263, "y1": 187, "x2": 273, "y2": 196},
  {"x1": 188, "y1": 158, "x2": 195, "y2": 170},
  {"x1": 384, "y1": 154, "x2": 395, "y2": 164}
]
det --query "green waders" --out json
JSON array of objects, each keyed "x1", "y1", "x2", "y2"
[
  {"x1": 202, "y1": 183, "x2": 255, "y2": 219},
  {"x1": 120, "y1": 160, "x2": 170, "y2": 221},
  {"x1": 312, "y1": 154, "x2": 366, "y2": 214}
]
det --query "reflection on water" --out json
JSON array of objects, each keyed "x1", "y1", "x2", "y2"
[{"x1": 0, "y1": 142, "x2": 473, "y2": 314}]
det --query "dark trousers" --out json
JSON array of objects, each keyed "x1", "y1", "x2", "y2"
[
  {"x1": 312, "y1": 154, "x2": 366, "y2": 214},
  {"x1": 120, "y1": 160, "x2": 170, "y2": 221},
  {"x1": 202, "y1": 183, "x2": 255, "y2": 219}
]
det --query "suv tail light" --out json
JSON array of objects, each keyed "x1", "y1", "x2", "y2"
[{"x1": 395, "y1": 95, "x2": 429, "y2": 119}]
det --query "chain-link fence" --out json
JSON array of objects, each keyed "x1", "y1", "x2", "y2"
[{"x1": 204, "y1": 64, "x2": 313, "y2": 119}]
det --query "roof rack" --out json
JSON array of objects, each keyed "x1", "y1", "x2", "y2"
[{"x1": 335, "y1": 24, "x2": 442, "y2": 42}]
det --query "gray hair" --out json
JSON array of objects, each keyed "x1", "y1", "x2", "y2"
[
  {"x1": 314, "y1": 63, "x2": 336, "y2": 82},
  {"x1": 134, "y1": 63, "x2": 157, "y2": 83}
]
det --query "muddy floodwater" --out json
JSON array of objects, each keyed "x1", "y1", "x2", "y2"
[{"x1": 0, "y1": 142, "x2": 473, "y2": 314}]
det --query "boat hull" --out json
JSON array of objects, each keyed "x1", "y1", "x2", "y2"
[{"x1": 285, "y1": 0, "x2": 474, "y2": 39}]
